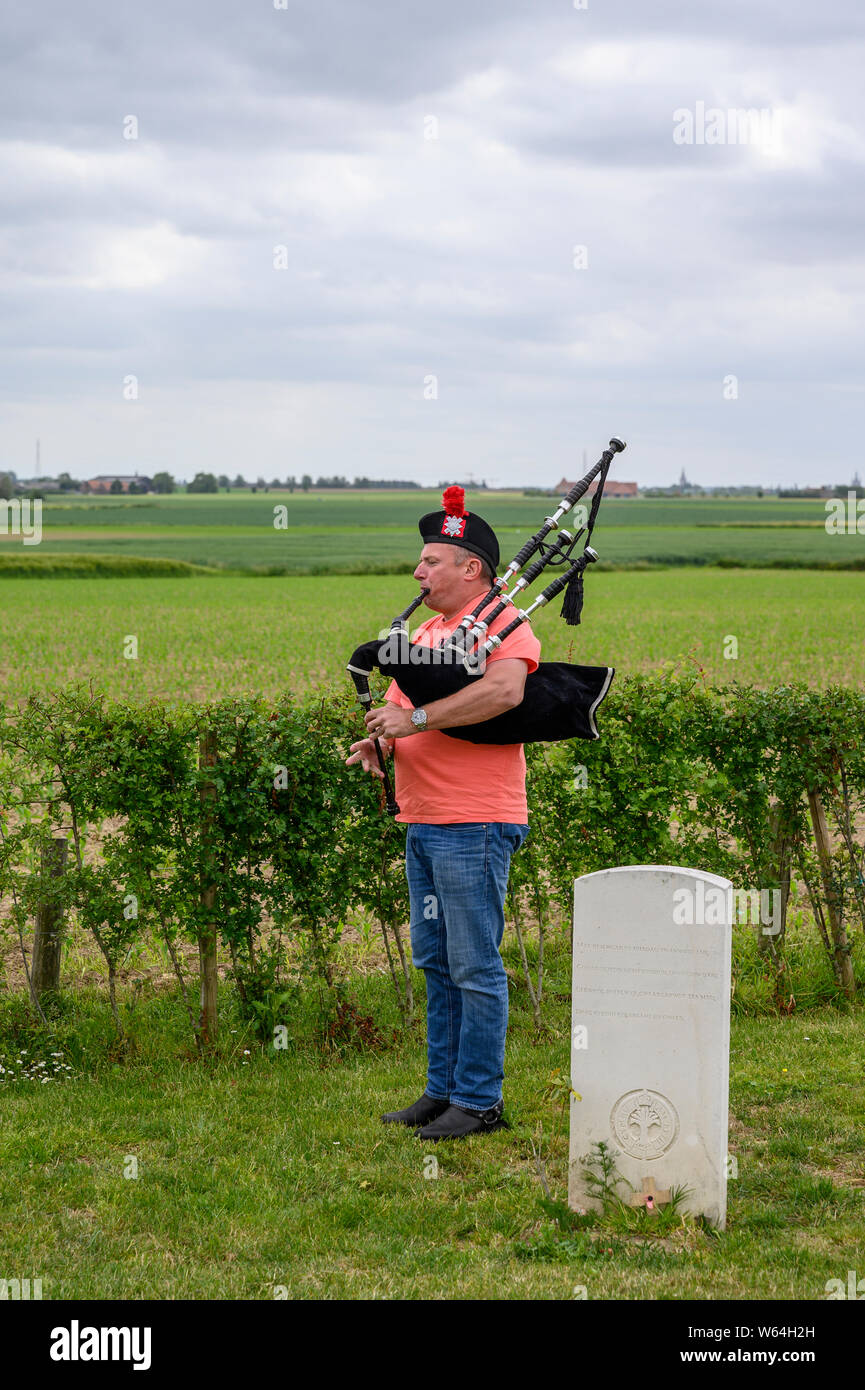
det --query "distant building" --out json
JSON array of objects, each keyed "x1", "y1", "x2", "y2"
[
  {"x1": 86, "y1": 474, "x2": 152, "y2": 494},
  {"x1": 554, "y1": 477, "x2": 638, "y2": 498},
  {"x1": 671, "y1": 468, "x2": 706, "y2": 496},
  {"x1": 16, "y1": 476, "x2": 62, "y2": 492}
]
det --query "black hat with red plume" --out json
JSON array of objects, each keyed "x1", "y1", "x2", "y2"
[{"x1": 418, "y1": 486, "x2": 500, "y2": 575}]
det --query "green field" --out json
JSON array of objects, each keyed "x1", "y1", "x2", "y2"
[
  {"x1": 29, "y1": 491, "x2": 856, "y2": 528},
  {"x1": 3, "y1": 492, "x2": 862, "y2": 705},
  {"x1": 1, "y1": 959, "x2": 862, "y2": 1300},
  {"x1": 5, "y1": 490, "x2": 864, "y2": 573},
  {"x1": 0, "y1": 568, "x2": 862, "y2": 704}
]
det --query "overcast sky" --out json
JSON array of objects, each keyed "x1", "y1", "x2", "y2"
[{"x1": 1, "y1": 0, "x2": 863, "y2": 488}]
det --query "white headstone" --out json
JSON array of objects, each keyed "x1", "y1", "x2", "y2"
[{"x1": 568, "y1": 865, "x2": 732, "y2": 1229}]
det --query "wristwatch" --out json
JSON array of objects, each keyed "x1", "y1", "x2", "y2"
[{"x1": 410, "y1": 708, "x2": 428, "y2": 732}]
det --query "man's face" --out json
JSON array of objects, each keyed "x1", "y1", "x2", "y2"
[{"x1": 414, "y1": 543, "x2": 483, "y2": 613}]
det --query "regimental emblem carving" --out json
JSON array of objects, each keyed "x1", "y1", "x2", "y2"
[{"x1": 610, "y1": 1089, "x2": 679, "y2": 1159}]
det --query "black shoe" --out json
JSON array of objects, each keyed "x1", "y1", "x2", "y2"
[
  {"x1": 415, "y1": 1101, "x2": 509, "y2": 1141},
  {"x1": 381, "y1": 1093, "x2": 451, "y2": 1127}
]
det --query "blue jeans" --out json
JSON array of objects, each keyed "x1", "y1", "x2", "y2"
[{"x1": 406, "y1": 822, "x2": 530, "y2": 1112}]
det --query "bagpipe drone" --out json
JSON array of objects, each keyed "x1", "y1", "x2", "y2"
[{"x1": 347, "y1": 437, "x2": 625, "y2": 815}]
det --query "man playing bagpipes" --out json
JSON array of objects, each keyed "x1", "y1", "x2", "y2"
[
  {"x1": 345, "y1": 439, "x2": 624, "y2": 1140},
  {"x1": 349, "y1": 489, "x2": 539, "y2": 1138}
]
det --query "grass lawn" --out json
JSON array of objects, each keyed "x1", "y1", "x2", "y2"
[
  {"x1": 1, "y1": 940, "x2": 862, "y2": 1301},
  {"x1": 1, "y1": 568, "x2": 864, "y2": 704}
]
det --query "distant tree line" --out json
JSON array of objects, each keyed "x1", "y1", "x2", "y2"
[
  {"x1": 778, "y1": 482, "x2": 863, "y2": 498},
  {"x1": 436, "y1": 479, "x2": 489, "y2": 490},
  {"x1": 352, "y1": 478, "x2": 421, "y2": 489},
  {"x1": 2, "y1": 468, "x2": 861, "y2": 502},
  {"x1": 186, "y1": 474, "x2": 423, "y2": 493},
  {"x1": 0, "y1": 471, "x2": 428, "y2": 500}
]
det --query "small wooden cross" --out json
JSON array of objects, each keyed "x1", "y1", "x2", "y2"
[{"x1": 630, "y1": 1176, "x2": 671, "y2": 1214}]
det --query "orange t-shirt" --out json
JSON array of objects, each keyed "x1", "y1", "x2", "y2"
[{"x1": 384, "y1": 594, "x2": 541, "y2": 824}]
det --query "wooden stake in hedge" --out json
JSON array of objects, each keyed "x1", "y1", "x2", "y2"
[
  {"x1": 32, "y1": 837, "x2": 67, "y2": 999},
  {"x1": 759, "y1": 804, "x2": 793, "y2": 970},
  {"x1": 807, "y1": 789, "x2": 856, "y2": 1001},
  {"x1": 198, "y1": 732, "x2": 219, "y2": 1045}
]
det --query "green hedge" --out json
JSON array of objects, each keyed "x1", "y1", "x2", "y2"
[
  {"x1": 520, "y1": 677, "x2": 864, "y2": 1013},
  {"x1": 0, "y1": 553, "x2": 219, "y2": 578},
  {"x1": 0, "y1": 677, "x2": 862, "y2": 1052}
]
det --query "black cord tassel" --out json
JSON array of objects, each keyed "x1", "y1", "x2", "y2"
[{"x1": 560, "y1": 570, "x2": 585, "y2": 626}]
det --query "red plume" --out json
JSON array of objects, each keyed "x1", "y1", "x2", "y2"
[{"x1": 442, "y1": 485, "x2": 466, "y2": 517}]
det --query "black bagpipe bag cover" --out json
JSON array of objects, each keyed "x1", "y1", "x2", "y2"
[{"x1": 348, "y1": 638, "x2": 614, "y2": 745}]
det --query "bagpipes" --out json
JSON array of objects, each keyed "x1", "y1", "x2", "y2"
[{"x1": 347, "y1": 438, "x2": 625, "y2": 815}]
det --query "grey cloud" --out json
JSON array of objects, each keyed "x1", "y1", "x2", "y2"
[{"x1": 1, "y1": 0, "x2": 863, "y2": 484}]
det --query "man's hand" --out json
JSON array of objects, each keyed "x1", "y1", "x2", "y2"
[
  {"x1": 345, "y1": 736, "x2": 392, "y2": 779},
  {"x1": 349, "y1": 660, "x2": 529, "y2": 765},
  {"x1": 364, "y1": 705, "x2": 416, "y2": 740}
]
